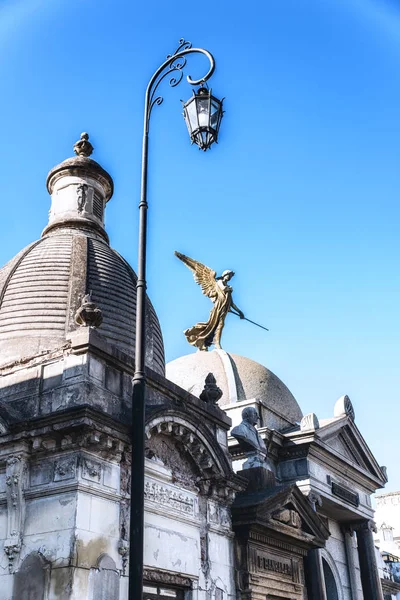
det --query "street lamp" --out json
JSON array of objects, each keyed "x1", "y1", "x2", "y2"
[
  {"x1": 130, "y1": 39, "x2": 222, "y2": 600},
  {"x1": 182, "y1": 87, "x2": 224, "y2": 150}
]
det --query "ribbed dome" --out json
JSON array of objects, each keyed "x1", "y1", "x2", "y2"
[
  {"x1": 0, "y1": 231, "x2": 165, "y2": 374},
  {"x1": 0, "y1": 139, "x2": 165, "y2": 374},
  {"x1": 166, "y1": 350, "x2": 302, "y2": 428}
]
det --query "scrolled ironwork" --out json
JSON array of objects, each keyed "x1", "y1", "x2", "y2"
[{"x1": 145, "y1": 38, "x2": 216, "y2": 126}]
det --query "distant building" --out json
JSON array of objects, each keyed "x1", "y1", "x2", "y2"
[
  {"x1": 0, "y1": 138, "x2": 391, "y2": 599},
  {"x1": 374, "y1": 492, "x2": 400, "y2": 599}
]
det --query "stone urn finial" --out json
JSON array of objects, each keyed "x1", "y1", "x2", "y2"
[
  {"x1": 75, "y1": 293, "x2": 103, "y2": 328},
  {"x1": 199, "y1": 373, "x2": 223, "y2": 404},
  {"x1": 73, "y1": 132, "x2": 94, "y2": 157}
]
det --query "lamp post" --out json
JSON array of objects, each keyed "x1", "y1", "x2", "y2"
[{"x1": 130, "y1": 39, "x2": 223, "y2": 600}]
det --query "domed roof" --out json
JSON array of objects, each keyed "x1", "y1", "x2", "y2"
[
  {"x1": 166, "y1": 350, "x2": 302, "y2": 427},
  {"x1": 0, "y1": 137, "x2": 165, "y2": 374}
]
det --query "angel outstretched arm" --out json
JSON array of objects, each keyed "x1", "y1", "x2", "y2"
[{"x1": 230, "y1": 301, "x2": 245, "y2": 319}]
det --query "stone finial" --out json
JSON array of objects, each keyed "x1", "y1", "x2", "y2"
[
  {"x1": 300, "y1": 412, "x2": 319, "y2": 432},
  {"x1": 73, "y1": 132, "x2": 94, "y2": 157},
  {"x1": 334, "y1": 394, "x2": 355, "y2": 420},
  {"x1": 75, "y1": 293, "x2": 103, "y2": 328},
  {"x1": 199, "y1": 373, "x2": 223, "y2": 404}
]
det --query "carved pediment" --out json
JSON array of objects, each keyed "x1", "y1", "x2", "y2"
[
  {"x1": 318, "y1": 420, "x2": 387, "y2": 485},
  {"x1": 232, "y1": 484, "x2": 330, "y2": 548},
  {"x1": 145, "y1": 409, "x2": 245, "y2": 500},
  {"x1": 323, "y1": 429, "x2": 370, "y2": 470}
]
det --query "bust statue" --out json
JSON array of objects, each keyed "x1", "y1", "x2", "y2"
[{"x1": 231, "y1": 407, "x2": 268, "y2": 469}]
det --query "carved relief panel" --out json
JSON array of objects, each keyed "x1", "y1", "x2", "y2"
[
  {"x1": 241, "y1": 537, "x2": 305, "y2": 600},
  {"x1": 4, "y1": 454, "x2": 28, "y2": 573}
]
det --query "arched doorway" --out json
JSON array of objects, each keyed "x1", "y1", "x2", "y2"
[
  {"x1": 323, "y1": 557, "x2": 339, "y2": 600},
  {"x1": 13, "y1": 554, "x2": 47, "y2": 600}
]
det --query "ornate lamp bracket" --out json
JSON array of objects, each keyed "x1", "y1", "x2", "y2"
[{"x1": 145, "y1": 38, "x2": 215, "y2": 125}]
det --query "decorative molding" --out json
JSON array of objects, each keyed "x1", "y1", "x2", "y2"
[
  {"x1": 307, "y1": 490, "x2": 323, "y2": 512},
  {"x1": 351, "y1": 519, "x2": 377, "y2": 534},
  {"x1": 143, "y1": 568, "x2": 193, "y2": 588},
  {"x1": 82, "y1": 457, "x2": 102, "y2": 482},
  {"x1": 145, "y1": 417, "x2": 219, "y2": 475},
  {"x1": 248, "y1": 531, "x2": 308, "y2": 557},
  {"x1": 145, "y1": 415, "x2": 243, "y2": 502},
  {"x1": 308, "y1": 442, "x2": 383, "y2": 491},
  {"x1": 300, "y1": 413, "x2": 319, "y2": 432},
  {"x1": 334, "y1": 394, "x2": 355, "y2": 420},
  {"x1": 27, "y1": 427, "x2": 126, "y2": 461},
  {"x1": 337, "y1": 430, "x2": 368, "y2": 471},
  {"x1": 144, "y1": 476, "x2": 198, "y2": 517},
  {"x1": 54, "y1": 456, "x2": 77, "y2": 481},
  {"x1": 4, "y1": 454, "x2": 28, "y2": 573},
  {"x1": 279, "y1": 446, "x2": 309, "y2": 460}
]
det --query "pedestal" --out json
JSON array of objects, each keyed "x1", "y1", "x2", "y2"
[{"x1": 238, "y1": 466, "x2": 276, "y2": 492}]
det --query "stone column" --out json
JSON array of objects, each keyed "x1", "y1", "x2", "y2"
[
  {"x1": 304, "y1": 549, "x2": 327, "y2": 600},
  {"x1": 343, "y1": 528, "x2": 359, "y2": 600},
  {"x1": 354, "y1": 520, "x2": 384, "y2": 600}
]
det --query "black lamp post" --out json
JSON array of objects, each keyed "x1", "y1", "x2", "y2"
[{"x1": 129, "y1": 39, "x2": 222, "y2": 600}]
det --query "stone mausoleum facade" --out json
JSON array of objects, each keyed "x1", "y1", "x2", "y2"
[{"x1": 0, "y1": 139, "x2": 391, "y2": 600}]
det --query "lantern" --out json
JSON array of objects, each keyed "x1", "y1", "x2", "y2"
[{"x1": 182, "y1": 87, "x2": 224, "y2": 151}]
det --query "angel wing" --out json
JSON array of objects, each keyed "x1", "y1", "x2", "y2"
[{"x1": 175, "y1": 251, "x2": 218, "y2": 300}]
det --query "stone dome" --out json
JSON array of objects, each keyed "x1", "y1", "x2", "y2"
[
  {"x1": 0, "y1": 140, "x2": 165, "y2": 374},
  {"x1": 166, "y1": 350, "x2": 302, "y2": 428}
]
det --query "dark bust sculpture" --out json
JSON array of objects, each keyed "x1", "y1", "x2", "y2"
[{"x1": 231, "y1": 406, "x2": 268, "y2": 469}]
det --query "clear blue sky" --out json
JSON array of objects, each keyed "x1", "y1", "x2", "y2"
[{"x1": 0, "y1": 0, "x2": 399, "y2": 492}]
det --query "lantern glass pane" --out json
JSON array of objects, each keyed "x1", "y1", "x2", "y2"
[
  {"x1": 210, "y1": 100, "x2": 221, "y2": 131},
  {"x1": 197, "y1": 96, "x2": 210, "y2": 128},
  {"x1": 185, "y1": 98, "x2": 198, "y2": 133}
]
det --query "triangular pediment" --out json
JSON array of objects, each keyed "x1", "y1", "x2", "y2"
[
  {"x1": 318, "y1": 418, "x2": 387, "y2": 485},
  {"x1": 232, "y1": 484, "x2": 330, "y2": 547},
  {"x1": 325, "y1": 430, "x2": 368, "y2": 468}
]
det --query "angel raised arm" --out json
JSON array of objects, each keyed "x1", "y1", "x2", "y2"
[{"x1": 175, "y1": 251, "x2": 244, "y2": 351}]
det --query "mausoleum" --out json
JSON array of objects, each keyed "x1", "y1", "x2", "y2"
[{"x1": 0, "y1": 137, "x2": 390, "y2": 600}]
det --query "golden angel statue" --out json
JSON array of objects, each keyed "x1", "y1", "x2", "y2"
[{"x1": 175, "y1": 251, "x2": 245, "y2": 351}]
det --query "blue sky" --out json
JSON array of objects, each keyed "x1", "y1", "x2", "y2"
[{"x1": 0, "y1": 0, "x2": 399, "y2": 492}]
